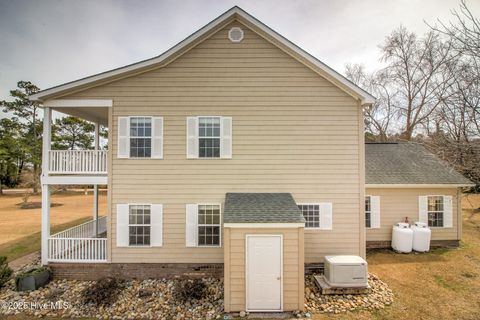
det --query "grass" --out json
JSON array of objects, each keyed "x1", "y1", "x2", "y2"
[
  {"x1": 0, "y1": 217, "x2": 91, "y2": 262},
  {"x1": 315, "y1": 203, "x2": 480, "y2": 320}
]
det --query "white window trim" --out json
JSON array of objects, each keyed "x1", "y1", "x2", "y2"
[
  {"x1": 297, "y1": 203, "x2": 322, "y2": 230},
  {"x1": 365, "y1": 195, "x2": 372, "y2": 229},
  {"x1": 196, "y1": 203, "x2": 222, "y2": 248},
  {"x1": 189, "y1": 116, "x2": 231, "y2": 160},
  {"x1": 126, "y1": 116, "x2": 164, "y2": 159},
  {"x1": 425, "y1": 195, "x2": 448, "y2": 229},
  {"x1": 127, "y1": 203, "x2": 153, "y2": 247}
]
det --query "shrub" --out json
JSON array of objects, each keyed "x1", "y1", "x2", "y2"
[
  {"x1": 82, "y1": 277, "x2": 122, "y2": 307},
  {"x1": 0, "y1": 256, "x2": 12, "y2": 287},
  {"x1": 174, "y1": 279, "x2": 207, "y2": 302}
]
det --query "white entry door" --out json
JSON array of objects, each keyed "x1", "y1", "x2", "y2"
[{"x1": 246, "y1": 235, "x2": 282, "y2": 311}]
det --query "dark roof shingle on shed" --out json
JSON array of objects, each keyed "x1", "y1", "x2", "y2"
[
  {"x1": 224, "y1": 193, "x2": 306, "y2": 223},
  {"x1": 366, "y1": 142, "x2": 472, "y2": 185}
]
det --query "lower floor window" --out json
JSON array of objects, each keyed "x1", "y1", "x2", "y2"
[
  {"x1": 428, "y1": 196, "x2": 444, "y2": 227},
  {"x1": 129, "y1": 205, "x2": 151, "y2": 246},
  {"x1": 198, "y1": 204, "x2": 221, "y2": 246},
  {"x1": 365, "y1": 196, "x2": 371, "y2": 228},
  {"x1": 298, "y1": 204, "x2": 320, "y2": 228}
]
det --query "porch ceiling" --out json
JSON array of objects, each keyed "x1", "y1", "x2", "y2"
[{"x1": 53, "y1": 106, "x2": 108, "y2": 126}]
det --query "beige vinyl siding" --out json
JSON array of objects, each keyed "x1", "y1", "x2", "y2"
[
  {"x1": 224, "y1": 227, "x2": 304, "y2": 312},
  {"x1": 366, "y1": 188, "x2": 460, "y2": 242},
  {"x1": 62, "y1": 21, "x2": 362, "y2": 263}
]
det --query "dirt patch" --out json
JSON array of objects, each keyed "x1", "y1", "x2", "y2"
[{"x1": 15, "y1": 202, "x2": 63, "y2": 210}]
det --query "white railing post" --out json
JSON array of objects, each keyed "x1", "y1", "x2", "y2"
[
  {"x1": 41, "y1": 107, "x2": 52, "y2": 266},
  {"x1": 93, "y1": 123, "x2": 100, "y2": 237}
]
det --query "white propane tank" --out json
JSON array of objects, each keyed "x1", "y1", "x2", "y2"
[
  {"x1": 411, "y1": 222, "x2": 431, "y2": 252},
  {"x1": 392, "y1": 222, "x2": 413, "y2": 253}
]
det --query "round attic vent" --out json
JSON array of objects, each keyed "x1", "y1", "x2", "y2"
[{"x1": 228, "y1": 27, "x2": 244, "y2": 43}]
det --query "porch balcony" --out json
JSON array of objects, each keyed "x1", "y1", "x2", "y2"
[
  {"x1": 48, "y1": 150, "x2": 108, "y2": 175},
  {"x1": 48, "y1": 216, "x2": 107, "y2": 263},
  {"x1": 40, "y1": 99, "x2": 111, "y2": 265}
]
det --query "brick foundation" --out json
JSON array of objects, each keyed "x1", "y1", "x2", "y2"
[
  {"x1": 366, "y1": 239, "x2": 460, "y2": 250},
  {"x1": 49, "y1": 263, "x2": 223, "y2": 281}
]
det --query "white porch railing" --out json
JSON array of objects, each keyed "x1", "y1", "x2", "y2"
[
  {"x1": 48, "y1": 217, "x2": 107, "y2": 263},
  {"x1": 49, "y1": 150, "x2": 107, "y2": 174},
  {"x1": 50, "y1": 216, "x2": 107, "y2": 239}
]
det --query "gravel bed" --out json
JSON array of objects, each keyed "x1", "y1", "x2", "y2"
[
  {"x1": 303, "y1": 273, "x2": 394, "y2": 314},
  {"x1": 1, "y1": 257, "x2": 392, "y2": 319},
  {"x1": 0, "y1": 277, "x2": 224, "y2": 319}
]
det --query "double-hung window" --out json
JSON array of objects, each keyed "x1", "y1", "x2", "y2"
[
  {"x1": 185, "y1": 203, "x2": 222, "y2": 247},
  {"x1": 198, "y1": 204, "x2": 221, "y2": 246},
  {"x1": 186, "y1": 116, "x2": 232, "y2": 159},
  {"x1": 298, "y1": 204, "x2": 320, "y2": 228},
  {"x1": 198, "y1": 117, "x2": 221, "y2": 158},
  {"x1": 128, "y1": 205, "x2": 151, "y2": 246},
  {"x1": 365, "y1": 196, "x2": 372, "y2": 228},
  {"x1": 427, "y1": 196, "x2": 444, "y2": 227},
  {"x1": 130, "y1": 117, "x2": 152, "y2": 158},
  {"x1": 117, "y1": 116, "x2": 163, "y2": 159}
]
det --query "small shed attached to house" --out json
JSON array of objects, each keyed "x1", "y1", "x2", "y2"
[{"x1": 223, "y1": 193, "x2": 305, "y2": 312}]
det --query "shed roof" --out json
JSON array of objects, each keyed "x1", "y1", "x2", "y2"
[
  {"x1": 224, "y1": 193, "x2": 306, "y2": 223},
  {"x1": 366, "y1": 142, "x2": 473, "y2": 185}
]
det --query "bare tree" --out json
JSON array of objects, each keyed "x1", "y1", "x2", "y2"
[
  {"x1": 425, "y1": 0, "x2": 480, "y2": 186},
  {"x1": 380, "y1": 26, "x2": 455, "y2": 140},
  {"x1": 345, "y1": 64, "x2": 397, "y2": 140}
]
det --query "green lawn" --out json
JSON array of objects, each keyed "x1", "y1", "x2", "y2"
[{"x1": 0, "y1": 217, "x2": 91, "y2": 262}]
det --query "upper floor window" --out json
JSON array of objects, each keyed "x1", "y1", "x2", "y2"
[
  {"x1": 199, "y1": 117, "x2": 221, "y2": 158},
  {"x1": 427, "y1": 196, "x2": 444, "y2": 227},
  {"x1": 117, "y1": 116, "x2": 163, "y2": 159},
  {"x1": 187, "y1": 116, "x2": 232, "y2": 159},
  {"x1": 130, "y1": 117, "x2": 152, "y2": 158}
]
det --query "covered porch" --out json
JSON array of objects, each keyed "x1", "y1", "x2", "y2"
[{"x1": 41, "y1": 99, "x2": 111, "y2": 265}]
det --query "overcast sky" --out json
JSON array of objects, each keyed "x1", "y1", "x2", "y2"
[{"x1": 1, "y1": 0, "x2": 479, "y2": 102}]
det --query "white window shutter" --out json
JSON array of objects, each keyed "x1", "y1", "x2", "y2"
[
  {"x1": 319, "y1": 202, "x2": 333, "y2": 230},
  {"x1": 220, "y1": 117, "x2": 232, "y2": 159},
  {"x1": 370, "y1": 196, "x2": 381, "y2": 229},
  {"x1": 151, "y1": 117, "x2": 163, "y2": 159},
  {"x1": 117, "y1": 117, "x2": 130, "y2": 158},
  {"x1": 419, "y1": 196, "x2": 428, "y2": 224},
  {"x1": 151, "y1": 204, "x2": 163, "y2": 246},
  {"x1": 186, "y1": 204, "x2": 198, "y2": 247},
  {"x1": 186, "y1": 117, "x2": 199, "y2": 159},
  {"x1": 443, "y1": 195, "x2": 453, "y2": 228},
  {"x1": 116, "y1": 204, "x2": 129, "y2": 247}
]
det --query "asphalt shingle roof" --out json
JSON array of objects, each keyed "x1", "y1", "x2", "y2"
[
  {"x1": 224, "y1": 193, "x2": 306, "y2": 223},
  {"x1": 366, "y1": 142, "x2": 473, "y2": 185}
]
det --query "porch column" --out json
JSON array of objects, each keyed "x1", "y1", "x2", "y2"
[
  {"x1": 93, "y1": 122, "x2": 99, "y2": 237},
  {"x1": 41, "y1": 107, "x2": 52, "y2": 265}
]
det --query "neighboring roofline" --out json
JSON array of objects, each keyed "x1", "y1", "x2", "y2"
[
  {"x1": 366, "y1": 184, "x2": 475, "y2": 189},
  {"x1": 223, "y1": 223, "x2": 305, "y2": 228},
  {"x1": 29, "y1": 6, "x2": 375, "y2": 105}
]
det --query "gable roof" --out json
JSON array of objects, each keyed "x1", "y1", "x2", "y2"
[
  {"x1": 224, "y1": 193, "x2": 306, "y2": 223},
  {"x1": 30, "y1": 6, "x2": 375, "y2": 105},
  {"x1": 366, "y1": 142, "x2": 473, "y2": 186}
]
